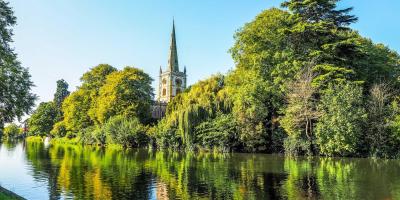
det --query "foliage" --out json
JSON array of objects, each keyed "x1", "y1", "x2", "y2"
[
  {"x1": 18, "y1": 0, "x2": 400, "y2": 158},
  {"x1": 102, "y1": 115, "x2": 148, "y2": 147},
  {"x1": 53, "y1": 79, "x2": 70, "y2": 108},
  {"x1": 315, "y1": 83, "x2": 367, "y2": 156},
  {"x1": 61, "y1": 64, "x2": 117, "y2": 131},
  {"x1": 51, "y1": 121, "x2": 67, "y2": 138},
  {"x1": 28, "y1": 102, "x2": 58, "y2": 137},
  {"x1": 3, "y1": 123, "x2": 21, "y2": 138},
  {"x1": 194, "y1": 113, "x2": 239, "y2": 151},
  {"x1": 366, "y1": 84, "x2": 400, "y2": 158},
  {"x1": 157, "y1": 74, "x2": 228, "y2": 149},
  {"x1": 0, "y1": 0, "x2": 36, "y2": 132},
  {"x1": 94, "y1": 67, "x2": 154, "y2": 124},
  {"x1": 61, "y1": 89, "x2": 94, "y2": 132},
  {"x1": 281, "y1": 67, "x2": 320, "y2": 155}
]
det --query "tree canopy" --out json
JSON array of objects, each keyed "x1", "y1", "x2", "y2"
[
  {"x1": 23, "y1": 0, "x2": 400, "y2": 158},
  {"x1": 0, "y1": 0, "x2": 36, "y2": 133}
]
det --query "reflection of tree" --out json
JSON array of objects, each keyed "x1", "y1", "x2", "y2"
[{"x1": 22, "y1": 141, "x2": 400, "y2": 200}]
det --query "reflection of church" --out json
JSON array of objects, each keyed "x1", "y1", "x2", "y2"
[{"x1": 152, "y1": 21, "x2": 187, "y2": 119}]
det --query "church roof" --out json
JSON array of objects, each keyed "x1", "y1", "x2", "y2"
[{"x1": 168, "y1": 20, "x2": 179, "y2": 72}]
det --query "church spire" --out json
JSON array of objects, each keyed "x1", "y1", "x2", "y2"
[{"x1": 168, "y1": 20, "x2": 179, "y2": 72}]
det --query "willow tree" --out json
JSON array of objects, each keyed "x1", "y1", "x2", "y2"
[{"x1": 157, "y1": 74, "x2": 228, "y2": 149}]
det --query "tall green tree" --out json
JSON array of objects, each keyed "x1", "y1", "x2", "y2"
[
  {"x1": 28, "y1": 102, "x2": 58, "y2": 137},
  {"x1": 366, "y1": 84, "x2": 400, "y2": 158},
  {"x1": 53, "y1": 79, "x2": 70, "y2": 108},
  {"x1": 281, "y1": 0, "x2": 357, "y2": 26},
  {"x1": 229, "y1": 8, "x2": 294, "y2": 152},
  {"x1": 315, "y1": 82, "x2": 367, "y2": 156},
  {"x1": 281, "y1": 67, "x2": 320, "y2": 155},
  {"x1": 61, "y1": 64, "x2": 117, "y2": 132},
  {"x1": 95, "y1": 67, "x2": 153, "y2": 124},
  {"x1": 0, "y1": 0, "x2": 36, "y2": 134}
]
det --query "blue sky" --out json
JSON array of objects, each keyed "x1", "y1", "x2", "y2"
[{"x1": 9, "y1": 0, "x2": 400, "y2": 103}]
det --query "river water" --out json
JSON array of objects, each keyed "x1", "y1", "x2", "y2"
[{"x1": 0, "y1": 140, "x2": 400, "y2": 200}]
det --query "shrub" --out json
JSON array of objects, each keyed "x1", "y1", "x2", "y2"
[
  {"x1": 3, "y1": 123, "x2": 22, "y2": 138},
  {"x1": 103, "y1": 115, "x2": 148, "y2": 147},
  {"x1": 315, "y1": 83, "x2": 367, "y2": 157},
  {"x1": 51, "y1": 121, "x2": 67, "y2": 138},
  {"x1": 283, "y1": 136, "x2": 312, "y2": 156},
  {"x1": 194, "y1": 113, "x2": 239, "y2": 151}
]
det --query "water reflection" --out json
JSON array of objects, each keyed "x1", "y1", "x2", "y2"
[{"x1": 1, "y1": 141, "x2": 400, "y2": 199}]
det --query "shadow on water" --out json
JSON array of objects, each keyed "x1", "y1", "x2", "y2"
[{"x1": 1, "y1": 140, "x2": 400, "y2": 199}]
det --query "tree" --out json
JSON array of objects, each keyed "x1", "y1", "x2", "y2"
[
  {"x1": 159, "y1": 74, "x2": 228, "y2": 149},
  {"x1": 194, "y1": 113, "x2": 239, "y2": 151},
  {"x1": 102, "y1": 115, "x2": 148, "y2": 147},
  {"x1": 28, "y1": 102, "x2": 58, "y2": 137},
  {"x1": 281, "y1": 67, "x2": 320, "y2": 156},
  {"x1": 366, "y1": 83, "x2": 399, "y2": 158},
  {"x1": 3, "y1": 123, "x2": 21, "y2": 138},
  {"x1": 80, "y1": 64, "x2": 117, "y2": 90},
  {"x1": 315, "y1": 82, "x2": 367, "y2": 156},
  {"x1": 95, "y1": 67, "x2": 154, "y2": 124},
  {"x1": 53, "y1": 79, "x2": 70, "y2": 108},
  {"x1": 61, "y1": 89, "x2": 92, "y2": 132},
  {"x1": 0, "y1": 0, "x2": 36, "y2": 134},
  {"x1": 228, "y1": 9, "x2": 296, "y2": 152},
  {"x1": 60, "y1": 64, "x2": 117, "y2": 132},
  {"x1": 281, "y1": 0, "x2": 357, "y2": 27}
]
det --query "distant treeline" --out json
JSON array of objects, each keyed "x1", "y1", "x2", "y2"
[{"x1": 7, "y1": 0, "x2": 400, "y2": 158}]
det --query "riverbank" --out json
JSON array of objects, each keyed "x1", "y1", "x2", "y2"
[
  {"x1": 0, "y1": 186, "x2": 25, "y2": 200},
  {"x1": 26, "y1": 136, "x2": 125, "y2": 149}
]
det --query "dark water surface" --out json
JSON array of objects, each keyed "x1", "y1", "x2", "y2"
[{"x1": 0, "y1": 141, "x2": 400, "y2": 200}]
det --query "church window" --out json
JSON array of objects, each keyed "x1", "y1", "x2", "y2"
[
  {"x1": 162, "y1": 79, "x2": 167, "y2": 85},
  {"x1": 162, "y1": 88, "x2": 166, "y2": 96},
  {"x1": 175, "y1": 79, "x2": 182, "y2": 87},
  {"x1": 176, "y1": 88, "x2": 181, "y2": 94}
]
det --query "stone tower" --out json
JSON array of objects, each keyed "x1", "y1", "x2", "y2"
[{"x1": 158, "y1": 20, "x2": 187, "y2": 103}]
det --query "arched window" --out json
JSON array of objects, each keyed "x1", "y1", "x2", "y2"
[
  {"x1": 176, "y1": 88, "x2": 181, "y2": 94},
  {"x1": 175, "y1": 79, "x2": 182, "y2": 87},
  {"x1": 162, "y1": 88, "x2": 166, "y2": 96},
  {"x1": 162, "y1": 79, "x2": 167, "y2": 85}
]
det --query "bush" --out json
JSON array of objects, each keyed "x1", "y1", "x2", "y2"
[
  {"x1": 3, "y1": 123, "x2": 22, "y2": 138},
  {"x1": 92, "y1": 127, "x2": 106, "y2": 145},
  {"x1": 315, "y1": 83, "x2": 367, "y2": 157},
  {"x1": 194, "y1": 113, "x2": 239, "y2": 151},
  {"x1": 51, "y1": 121, "x2": 67, "y2": 138},
  {"x1": 283, "y1": 136, "x2": 312, "y2": 156},
  {"x1": 102, "y1": 115, "x2": 148, "y2": 147}
]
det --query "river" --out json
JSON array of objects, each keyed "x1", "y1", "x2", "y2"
[{"x1": 0, "y1": 140, "x2": 400, "y2": 200}]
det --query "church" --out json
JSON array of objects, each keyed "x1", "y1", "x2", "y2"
[{"x1": 152, "y1": 21, "x2": 187, "y2": 119}]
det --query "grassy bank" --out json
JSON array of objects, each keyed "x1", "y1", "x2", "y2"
[
  {"x1": 0, "y1": 186, "x2": 25, "y2": 200},
  {"x1": 25, "y1": 136, "x2": 125, "y2": 150}
]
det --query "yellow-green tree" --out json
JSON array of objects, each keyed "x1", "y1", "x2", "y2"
[
  {"x1": 95, "y1": 67, "x2": 154, "y2": 124},
  {"x1": 59, "y1": 64, "x2": 117, "y2": 133},
  {"x1": 28, "y1": 102, "x2": 58, "y2": 137}
]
